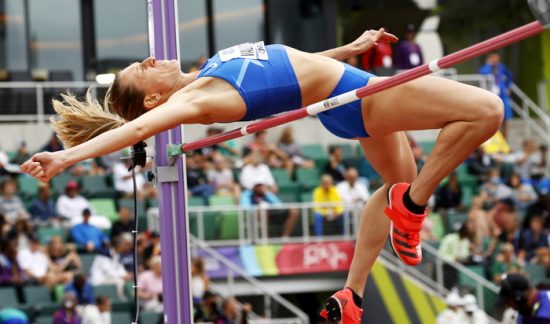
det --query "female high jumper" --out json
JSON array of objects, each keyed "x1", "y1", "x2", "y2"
[{"x1": 21, "y1": 29, "x2": 503, "y2": 323}]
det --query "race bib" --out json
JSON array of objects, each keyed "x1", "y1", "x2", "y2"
[
  {"x1": 409, "y1": 53, "x2": 420, "y2": 66},
  {"x1": 219, "y1": 41, "x2": 269, "y2": 62},
  {"x1": 382, "y1": 55, "x2": 392, "y2": 68}
]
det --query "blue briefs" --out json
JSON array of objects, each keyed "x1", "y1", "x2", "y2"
[{"x1": 318, "y1": 64, "x2": 374, "y2": 139}]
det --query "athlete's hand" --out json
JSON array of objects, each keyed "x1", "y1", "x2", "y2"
[
  {"x1": 349, "y1": 28, "x2": 398, "y2": 55},
  {"x1": 20, "y1": 151, "x2": 66, "y2": 182}
]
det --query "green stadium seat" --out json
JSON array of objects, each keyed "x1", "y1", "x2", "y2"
[
  {"x1": 118, "y1": 198, "x2": 146, "y2": 218},
  {"x1": 79, "y1": 254, "x2": 96, "y2": 276},
  {"x1": 23, "y1": 286, "x2": 58, "y2": 314},
  {"x1": 329, "y1": 143, "x2": 355, "y2": 159},
  {"x1": 271, "y1": 168, "x2": 299, "y2": 195},
  {"x1": 50, "y1": 173, "x2": 74, "y2": 196},
  {"x1": 81, "y1": 175, "x2": 115, "y2": 198},
  {"x1": 140, "y1": 311, "x2": 162, "y2": 324},
  {"x1": 34, "y1": 316, "x2": 53, "y2": 324},
  {"x1": 458, "y1": 174, "x2": 479, "y2": 195},
  {"x1": 209, "y1": 195, "x2": 235, "y2": 206},
  {"x1": 0, "y1": 287, "x2": 19, "y2": 307},
  {"x1": 301, "y1": 144, "x2": 327, "y2": 166},
  {"x1": 17, "y1": 176, "x2": 39, "y2": 198},
  {"x1": 94, "y1": 284, "x2": 121, "y2": 302},
  {"x1": 111, "y1": 312, "x2": 133, "y2": 323},
  {"x1": 209, "y1": 195, "x2": 238, "y2": 240},
  {"x1": 6, "y1": 151, "x2": 16, "y2": 162},
  {"x1": 37, "y1": 227, "x2": 66, "y2": 245},
  {"x1": 461, "y1": 186, "x2": 474, "y2": 208},
  {"x1": 296, "y1": 168, "x2": 320, "y2": 189},
  {"x1": 278, "y1": 192, "x2": 298, "y2": 203},
  {"x1": 459, "y1": 265, "x2": 485, "y2": 288},
  {"x1": 53, "y1": 284, "x2": 65, "y2": 303},
  {"x1": 300, "y1": 191, "x2": 313, "y2": 203},
  {"x1": 524, "y1": 264, "x2": 547, "y2": 285},
  {"x1": 419, "y1": 141, "x2": 436, "y2": 154},
  {"x1": 188, "y1": 196, "x2": 205, "y2": 207},
  {"x1": 90, "y1": 198, "x2": 118, "y2": 222},
  {"x1": 444, "y1": 211, "x2": 469, "y2": 233}
]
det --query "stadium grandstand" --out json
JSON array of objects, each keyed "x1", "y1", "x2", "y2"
[{"x1": 0, "y1": 0, "x2": 549, "y2": 323}]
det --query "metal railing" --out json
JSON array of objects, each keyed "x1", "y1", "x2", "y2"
[
  {"x1": 538, "y1": 79, "x2": 549, "y2": 112},
  {"x1": 191, "y1": 236, "x2": 309, "y2": 324}
]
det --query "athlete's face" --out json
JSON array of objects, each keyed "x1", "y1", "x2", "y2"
[{"x1": 119, "y1": 56, "x2": 182, "y2": 108}]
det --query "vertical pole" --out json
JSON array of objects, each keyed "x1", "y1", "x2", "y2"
[
  {"x1": 147, "y1": 1, "x2": 192, "y2": 323},
  {"x1": 205, "y1": 0, "x2": 215, "y2": 57}
]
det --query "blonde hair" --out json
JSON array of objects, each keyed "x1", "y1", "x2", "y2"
[{"x1": 50, "y1": 74, "x2": 146, "y2": 148}]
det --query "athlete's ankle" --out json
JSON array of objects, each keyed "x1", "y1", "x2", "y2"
[
  {"x1": 403, "y1": 185, "x2": 427, "y2": 214},
  {"x1": 346, "y1": 287, "x2": 363, "y2": 307}
]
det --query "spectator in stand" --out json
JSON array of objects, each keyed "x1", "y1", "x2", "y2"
[
  {"x1": 491, "y1": 242, "x2": 522, "y2": 282},
  {"x1": 0, "y1": 215, "x2": 9, "y2": 239},
  {"x1": 394, "y1": 23, "x2": 424, "y2": 72},
  {"x1": 220, "y1": 297, "x2": 252, "y2": 324},
  {"x1": 191, "y1": 257, "x2": 210, "y2": 305},
  {"x1": 9, "y1": 142, "x2": 30, "y2": 166},
  {"x1": 468, "y1": 195, "x2": 493, "y2": 247},
  {"x1": 405, "y1": 133, "x2": 427, "y2": 169},
  {"x1": 436, "y1": 291, "x2": 465, "y2": 324},
  {"x1": 336, "y1": 167, "x2": 370, "y2": 208},
  {"x1": 185, "y1": 154, "x2": 215, "y2": 205},
  {"x1": 142, "y1": 232, "x2": 161, "y2": 270},
  {"x1": 439, "y1": 222, "x2": 474, "y2": 263},
  {"x1": 466, "y1": 147, "x2": 498, "y2": 183},
  {"x1": 435, "y1": 172, "x2": 463, "y2": 212},
  {"x1": 240, "y1": 182, "x2": 298, "y2": 239},
  {"x1": 532, "y1": 144, "x2": 548, "y2": 181},
  {"x1": 495, "y1": 139, "x2": 542, "y2": 180},
  {"x1": 110, "y1": 207, "x2": 134, "y2": 240},
  {"x1": 0, "y1": 179, "x2": 29, "y2": 225},
  {"x1": 29, "y1": 185, "x2": 58, "y2": 226},
  {"x1": 518, "y1": 215, "x2": 549, "y2": 263},
  {"x1": 240, "y1": 152, "x2": 277, "y2": 192},
  {"x1": 70, "y1": 208, "x2": 109, "y2": 254},
  {"x1": 113, "y1": 158, "x2": 145, "y2": 198},
  {"x1": 462, "y1": 294, "x2": 489, "y2": 324},
  {"x1": 524, "y1": 191, "x2": 549, "y2": 230},
  {"x1": 324, "y1": 146, "x2": 347, "y2": 184},
  {"x1": 361, "y1": 26, "x2": 394, "y2": 76},
  {"x1": 52, "y1": 292, "x2": 81, "y2": 324},
  {"x1": 534, "y1": 247, "x2": 550, "y2": 277},
  {"x1": 17, "y1": 235, "x2": 71, "y2": 288},
  {"x1": 56, "y1": 181, "x2": 111, "y2": 229},
  {"x1": 479, "y1": 53, "x2": 513, "y2": 139},
  {"x1": 0, "y1": 149, "x2": 9, "y2": 175},
  {"x1": 0, "y1": 239, "x2": 26, "y2": 303},
  {"x1": 199, "y1": 127, "x2": 240, "y2": 160},
  {"x1": 7, "y1": 219, "x2": 33, "y2": 251},
  {"x1": 89, "y1": 233, "x2": 132, "y2": 298},
  {"x1": 243, "y1": 130, "x2": 291, "y2": 171},
  {"x1": 41, "y1": 133, "x2": 63, "y2": 152},
  {"x1": 313, "y1": 174, "x2": 345, "y2": 236},
  {"x1": 47, "y1": 236, "x2": 81, "y2": 280},
  {"x1": 508, "y1": 172, "x2": 538, "y2": 214},
  {"x1": 480, "y1": 169, "x2": 513, "y2": 208},
  {"x1": 81, "y1": 295, "x2": 111, "y2": 324},
  {"x1": 277, "y1": 127, "x2": 315, "y2": 171},
  {"x1": 207, "y1": 157, "x2": 240, "y2": 203},
  {"x1": 194, "y1": 291, "x2": 222, "y2": 323},
  {"x1": 137, "y1": 256, "x2": 164, "y2": 312},
  {"x1": 64, "y1": 273, "x2": 94, "y2": 305}
]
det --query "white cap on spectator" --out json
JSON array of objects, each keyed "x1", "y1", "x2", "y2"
[
  {"x1": 445, "y1": 291, "x2": 464, "y2": 306},
  {"x1": 463, "y1": 294, "x2": 477, "y2": 312}
]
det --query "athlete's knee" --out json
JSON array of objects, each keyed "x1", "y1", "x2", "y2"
[{"x1": 477, "y1": 92, "x2": 504, "y2": 133}]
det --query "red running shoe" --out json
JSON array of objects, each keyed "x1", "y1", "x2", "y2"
[
  {"x1": 385, "y1": 183, "x2": 427, "y2": 266},
  {"x1": 320, "y1": 288, "x2": 363, "y2": 324}
]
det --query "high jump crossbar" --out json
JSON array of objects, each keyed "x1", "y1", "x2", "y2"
[{"x1": 168, "y1": 19, "x2": 549, "y2": 157}]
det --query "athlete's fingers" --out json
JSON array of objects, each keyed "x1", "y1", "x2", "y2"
[
  {"x1": 380, "y1": 32, "x2": 398, "y2": 43},
  {"x1": 25, "y1": 162, "x2": 42, "y2": 176},
  {"x1": 29, "y1": 165, "x2": 45, "y2": 178}
]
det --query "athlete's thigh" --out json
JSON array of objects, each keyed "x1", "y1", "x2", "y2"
[
  {"x1": 358, "y1": 132, "x2": 416, "y2": 184},
  {"x1": 360, "y1": 75, "x2": 500, "y2": 136}
]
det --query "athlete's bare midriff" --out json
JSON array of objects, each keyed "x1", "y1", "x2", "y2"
[{"x1": 170, "y1": 45, "x2": 346, "y2": 125}]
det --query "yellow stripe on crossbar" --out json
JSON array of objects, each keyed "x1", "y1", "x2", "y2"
[
  {"x1": 401, "y1": 277, "x2": 435, "y2": 324},
  {"x1": 371, "y1": 262, "x2": 411, "y2": 324}
]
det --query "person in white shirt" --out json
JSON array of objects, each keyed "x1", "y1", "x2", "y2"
[
  {"x1": 55, "y1": 181, "x2": 111, "y2": 229},
  {"x1": 113, "y1": 159, "x2": 146, "y2": 197},
  {"x1": 89, "y1": 233, "x2": 133, "y2": 298},
  {"x1": 436, "y1": 291, "x2": 466, "y2": 324},
  {"x1": 81, "y1": 295, "x2": 112, "y2": 324},
  {"x1": 336, "y1": 167, "x2": 370, "y2": 206},
  {"x1": 462, "y1": 294, "x2": 489, "y2": 324},
  {"x1": 17, "y1": 235, "x2": 72, "y2": 288},
  {"x1": 240, "y1": 152, "x2": 277, "y2": 192},
  {"x1": 207, "y1": 157, "x2": 240, "y2": 202}
]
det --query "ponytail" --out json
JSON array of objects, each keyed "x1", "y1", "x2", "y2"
[{"x1": 50, "y1": 89, "x2": 124, "y2": 148}]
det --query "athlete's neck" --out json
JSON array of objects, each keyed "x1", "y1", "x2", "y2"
[{"x1": 166, "y1": 71, "x2": 199, "y2": 96}]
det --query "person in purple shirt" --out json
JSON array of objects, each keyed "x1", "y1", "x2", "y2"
[
  {"x1": 52, "y1": 292, "x2": 81, "y2": 324},
  {"x1": 394, "y1": 23, "x2": 424, "y2": 71},
  {"x1": 0, "y1": 239, "x2": 25, "y2": 303},
  {"x1": 500, "y1": 273, "x2": 550, "y2": 323}
]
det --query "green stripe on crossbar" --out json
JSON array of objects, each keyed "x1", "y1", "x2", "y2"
[{"x1": 168, "y1": 144, "x2": 183, "y2": 157}]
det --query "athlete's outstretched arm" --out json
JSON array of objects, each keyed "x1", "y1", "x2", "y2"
[
  {"x1": 21, "y1": 94, "x2": 205, "y2": 182},
  {"x1": 316, "y1": 28, "x2": 397, "y2": 61}
]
